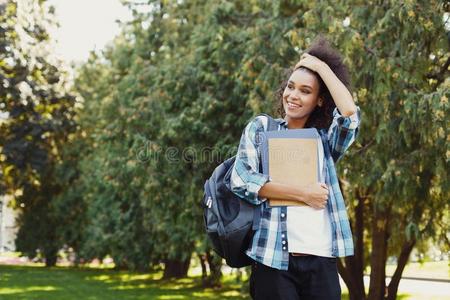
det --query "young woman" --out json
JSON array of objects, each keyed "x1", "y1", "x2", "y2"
[{"x1": 230, "y1": 37, "x2": 361, "y2": 300}]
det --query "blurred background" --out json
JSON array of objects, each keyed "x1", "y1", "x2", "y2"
[{"x1": 0, "y1": 0, "x2": 448, "y2": 299}]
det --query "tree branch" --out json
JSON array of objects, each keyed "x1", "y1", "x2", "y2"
[{"x1": 426, "y1": 56, "x2": 450, "y2": 89}]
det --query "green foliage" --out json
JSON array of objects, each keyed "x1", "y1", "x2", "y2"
[
  {"x1": 340, "y1": 0, "x2": 449, "y2": 255},
  {"x1": 0, "y1": 0, "x2": 76, "y2": 265}
]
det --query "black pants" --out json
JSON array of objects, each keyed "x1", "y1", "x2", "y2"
[{"x1": 250, "y1": 254, "x2": 341, "y2": 300}]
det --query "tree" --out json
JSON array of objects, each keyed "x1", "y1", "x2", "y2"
[
  {"x1": 335, "y1": 2, "x2": 449, "y2": 299},
  {"x1": 51, "y1": 52, "x2": 110, "y2": 266},
  {"x1": 0, "y1": 0, "x2": 76, "y2": 266}
]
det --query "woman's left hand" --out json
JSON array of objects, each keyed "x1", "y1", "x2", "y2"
[{"x1": 294, "y1": 53, "x2": 326, "y2": 73}]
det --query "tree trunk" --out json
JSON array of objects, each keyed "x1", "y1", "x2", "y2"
[
  {"x1": 163, "y1": 256, "x2": 191, "y2": 279},
  {"x1": 45, "y1": 253, "x2": 57, "y2": 267},
  {"x1": 386, "y1": 239, "x2": 416, "y2": 300},
  {"x1": 113, "y1": 259, "x2": 129, "y2": 270},
  {"x1": 338, "y1": 259, "x2": 364, "y2": 300},
  {"x1": 74, "y1": 255, "x2": 80, "y2": 267},
  {"x1": 353, "y1": 191, "x2": 366, "y2": 289},
  {"x1": 367, "y1": 207, "x2": 390, "y2": 300},
  {"x1": 338, "y1": 188, "x2": 366, "y2": 300},
  {"x1": 205, "y1": 250, "x2": 222, "y2": 287},
  {"x1": 44, "y1": 246, "x2": 58, "y2": 267},
  {"x1": 197, "y1": 252, "x2": 208, "y2": 285}
]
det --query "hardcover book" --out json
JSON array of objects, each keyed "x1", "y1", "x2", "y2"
[{"x1": 259, "y1": 128, "x2": 320, "y2": 207}]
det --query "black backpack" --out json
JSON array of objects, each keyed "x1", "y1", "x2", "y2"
[{"x1": 202, "y1": 114, "x2": 278, "y2": 268}]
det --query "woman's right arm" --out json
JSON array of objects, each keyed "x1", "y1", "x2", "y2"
[
  {"x1": 230, "y1": 116, "x2": 270, "y2": 205},
  {"x1": 258, "y1": 182, "x2": 329, "y2": 210}
]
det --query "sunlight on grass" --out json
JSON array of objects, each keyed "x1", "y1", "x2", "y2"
[
  {"x1": 111, "y1": 283, "x2": 152, "y2": 290},
  {"x1": 221, "y1": 290, "x2": 242, "y2": 296},
  {"x1": 83, "y1": 262, "x2": 115, "y2": 269},
  {"x1": 87, "y1": 271, "x2": 158, "y2": 284},
  {"x1": 166, "y1": 282, "x2": 196, "y2": 290},
  {"x1": 0, "y1": 286, "x2": 57, "y2": 294},
  {"x1": 0, "y1": 252, "x2": 21, "y2": 258},
  {"x1": 88, "y1": 274, "x2": 112, "y2": 282},
  {"x1": 0, "y1": 264, "x2": 448, "y2": 300}
]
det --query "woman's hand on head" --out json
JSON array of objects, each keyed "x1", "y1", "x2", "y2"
[
  {"x1": 303, "y1": 182, "x2": 329, "y2": 210},
  {"x1": 294, "y1": 53, "x2": 326, "y2": 73}
]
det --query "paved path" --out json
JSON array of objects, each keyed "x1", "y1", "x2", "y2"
[{"x1": 343, "y1": 276, "x2": 450, "y2": 298}]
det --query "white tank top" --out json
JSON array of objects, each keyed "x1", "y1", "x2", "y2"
[{"x1": 286, "y1": 135, "x2": 333, "y2": 257}]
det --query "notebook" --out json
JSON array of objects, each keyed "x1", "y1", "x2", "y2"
[{"x1": 259, "y1": 128, "x2": 320, "y2": 207}]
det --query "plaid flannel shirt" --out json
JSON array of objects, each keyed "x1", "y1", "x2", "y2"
[{"x1": 230, "y1": 107, "x2": 361, "y2": 270}]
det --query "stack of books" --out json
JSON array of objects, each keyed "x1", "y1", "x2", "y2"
[{"x1": 259, "y1": 128, "x2": 321, "y2": 207}]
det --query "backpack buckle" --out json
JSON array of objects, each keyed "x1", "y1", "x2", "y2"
[{"x1": 206, "y1": 196, "x2": 212, "y2": 208}]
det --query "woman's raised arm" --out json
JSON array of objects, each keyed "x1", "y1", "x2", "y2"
[{"x1": 295, "y1": 53, "x2": 357, "y2": 117}]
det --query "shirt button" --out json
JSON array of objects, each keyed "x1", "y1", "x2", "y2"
[
  {"x1": 281, "y1": 234, "x2": 285, "y2": 238},
  {"x1": 281, "y1": 213, "x2": 285, "y2": 218},
  {"x1": 244, "y1": 191, "x2": 249, "y2": 196},
  {"x1": 282, "y1": 241, "x2": 286, "y2": 245},
  {"x1": 282, "y1": 247, "x2": 286, "y2": 251}
]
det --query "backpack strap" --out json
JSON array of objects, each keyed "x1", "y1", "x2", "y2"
[
  {"x1": 256, "y1": 113, "x2": 279, "y2": 131},
  {"x1": 252, "y1": 113, "x2": 278, "y2": 230},
  {"x1": 254, "y1": 113, "x2": 278, "y2": 145}
]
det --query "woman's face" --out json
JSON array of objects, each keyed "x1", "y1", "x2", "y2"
[{"x1": 282, "y1": 68, "x2": 321, "y2": 123}]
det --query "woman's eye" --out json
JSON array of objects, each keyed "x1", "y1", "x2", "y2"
[{"x1": 302, "y1": 90, "x2": 310, "y2": 94}]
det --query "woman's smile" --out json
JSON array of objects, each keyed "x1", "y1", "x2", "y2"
[{"x1": 287, "y1": 101, "x2": 302, "y2": 110}]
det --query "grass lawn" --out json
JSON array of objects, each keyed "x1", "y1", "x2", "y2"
[
  {"x1": 0, "y1": 262, "x2": 448, "y2": 300},
  {"x1": 0, "y1": 264, "x2": 251, "y2": 300}
]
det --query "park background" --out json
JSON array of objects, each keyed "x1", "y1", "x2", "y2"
[{"x1": 0, "y1": 0, "x2": 448, "y2": 299}]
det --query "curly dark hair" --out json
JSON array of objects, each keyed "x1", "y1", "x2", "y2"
[{"x1": 275, "y1": 36, "x2": 351, "y2": 129}]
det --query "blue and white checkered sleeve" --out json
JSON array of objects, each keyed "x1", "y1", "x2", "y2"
[
  {"x1": 230, "y1": 117, "x2": 270, "y2": 205},
  {"x1": 327, "y1": 106, "x2": 361, "y2": 162}
]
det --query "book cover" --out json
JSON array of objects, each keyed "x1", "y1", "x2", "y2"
[{"x1": 260, "y1": 128, "x2": 320, "y2": 207}]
